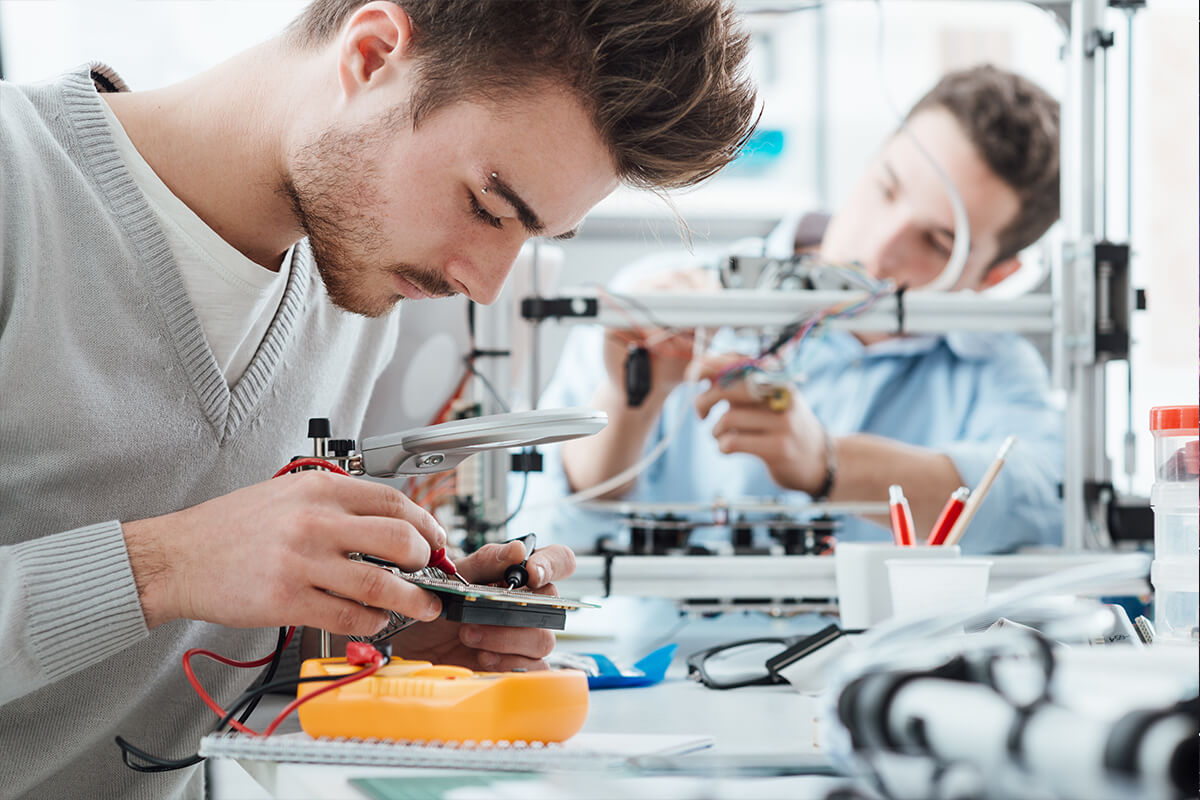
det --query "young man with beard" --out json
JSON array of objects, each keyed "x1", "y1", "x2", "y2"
[{"x1": 0, "y1": 1, "x2": 758, "y2": 796}]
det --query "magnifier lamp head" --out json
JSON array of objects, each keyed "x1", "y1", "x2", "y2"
[{"x1": 358, "y1": 407, "x2": 607, "y2": 477}]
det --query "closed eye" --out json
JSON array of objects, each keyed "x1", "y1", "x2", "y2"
[
  {"x1": 469, "y1": 192, "x2": 504, "y2": 230},
  {"x1": 926, "y1": 233, "x2": 953, "y2": 258},
  {"x1": 873, "y1": 178, "x2": 895, "y2": 203}
]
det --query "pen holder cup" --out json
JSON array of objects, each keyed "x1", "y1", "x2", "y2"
[
  {"x1": 885, "y1": 558, "x2": 992, "y2": 624},
  {"x1": 834, "y1": 542, "x2": 960, "y2": 630}
]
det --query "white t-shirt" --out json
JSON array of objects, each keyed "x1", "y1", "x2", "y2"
[{"x1": 99, "y1": 98, "x2": 290, "y2": 386}]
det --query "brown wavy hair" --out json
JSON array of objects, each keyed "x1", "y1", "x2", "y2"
[
  {"x1": 908, "y1": 65, "x2": 1060, "y2": 264},
  {"x1": 286, "y1": 0, "x2": 759, "y2": 191}
]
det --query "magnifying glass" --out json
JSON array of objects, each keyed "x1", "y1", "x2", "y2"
[{"x1": 352, "y1": 407, "x2": 608, "y2": 478}]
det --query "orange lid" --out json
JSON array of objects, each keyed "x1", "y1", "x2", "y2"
[{"x1": 1150, "y1": 405, "x2": 1199, "y2": 433}]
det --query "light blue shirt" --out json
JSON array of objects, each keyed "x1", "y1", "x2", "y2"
[
  {"x1": 509, "y1": 322, "x2": 1064, "y2": 555},
  {"x1": 509, "y1": 219, "x2": 1064, "y2": 556}
]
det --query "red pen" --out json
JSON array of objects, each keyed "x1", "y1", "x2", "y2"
[
  {"x1": 926, "y1": 487, "x2": 970, "y2": 546},
  {"x1": 887, "y1": 484, "x2": 915, "y2": 546}
]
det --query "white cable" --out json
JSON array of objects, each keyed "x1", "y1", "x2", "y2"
[
  {"x1": 523, "y1": 329, "x2": 712, "y2": 510},
  {"x1": 873, "y1": 0, "x2": 970, "y2": 292}
]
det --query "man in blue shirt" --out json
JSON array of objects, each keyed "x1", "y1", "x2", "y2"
[{"x1": 513, "y1": 65, "x2": 1063, "y2": 555}]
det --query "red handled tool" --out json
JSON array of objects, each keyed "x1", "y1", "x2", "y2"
[
  {"x1": 887, "y1": 484, "x2": 915, "y2": 547},
  {"x1": 428, "y1": 547, "x2": 471, "y2": 586}
]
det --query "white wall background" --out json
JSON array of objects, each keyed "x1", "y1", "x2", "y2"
[{"x1": 2, "y1": 0, "x2": 1195, "y2": 494}]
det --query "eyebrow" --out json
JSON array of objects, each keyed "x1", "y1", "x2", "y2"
[
  {"x1": 483, "y1": 173, "x2": 580, "y2": 241},
  {"x1": 881, "y1": 160, "x2": 962, "y2": 250}
]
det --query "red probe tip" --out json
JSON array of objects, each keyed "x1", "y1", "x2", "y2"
[{"x1": 429, "y1": 547, "x2": 471, "y2": 585}]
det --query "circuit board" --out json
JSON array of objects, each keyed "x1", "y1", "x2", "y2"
[
  {"x1": 405, "y1": 571, "x2": 599, "y2": 629},
  {"x1": 350, "y1": 554, "x2": 599, "y2": 633}
]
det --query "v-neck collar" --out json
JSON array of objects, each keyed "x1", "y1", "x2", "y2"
[{"x1": 59, "y1": 63, "x2": 311, "y2": 442}]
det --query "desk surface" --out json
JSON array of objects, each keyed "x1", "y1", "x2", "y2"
[
  {"x1": 211, "y1": 606, "x2": 846, "y2": 799},
  {"x1": 208, "y1": 554, "x2": 1156, "y2": 799},
  {"x1": 213, "y1": 684, "x2": 841, "y2": 800}
]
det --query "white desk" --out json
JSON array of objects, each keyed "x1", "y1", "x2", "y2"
[
  {"x1": 210, "y1": 680, "x2": 843, "y2": 799},
  {"x1": 207, "y1": 553, "x2": 1158, "y2": 799},
  {"x1": 209, "y1": 607, "x2": 849, "y2": 799}
]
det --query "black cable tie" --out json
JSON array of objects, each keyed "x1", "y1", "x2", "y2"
[{"x1": 894, "y1": 285, "x2": 908, "y2": 335}]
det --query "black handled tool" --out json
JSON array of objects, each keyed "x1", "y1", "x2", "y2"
[{"x1": 503, "y1": 533, "x2": 537, "y2": 589}]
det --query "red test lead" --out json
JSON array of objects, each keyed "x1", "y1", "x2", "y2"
[
  {"x1": 927, "y1": 486, "x2": 970, "y2": 546},
  {"x1": 888, "y1": 484, "x2": 916, "y2": 546},
  {"x1": 428, "y1": 547, "x2": 471, "y2": 586}
]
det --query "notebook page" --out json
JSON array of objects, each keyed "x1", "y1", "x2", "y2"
[{"x1": 199, "y1": 731, "x2": 713, "y2": 771}]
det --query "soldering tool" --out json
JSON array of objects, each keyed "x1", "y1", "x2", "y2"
[{"x1": 503, "y1": 533, "x2": 537, "y2": 589}]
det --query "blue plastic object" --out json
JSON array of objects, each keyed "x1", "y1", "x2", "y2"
[{"x1": 583, "y1": 644, "x2": 677, "y2": 690}]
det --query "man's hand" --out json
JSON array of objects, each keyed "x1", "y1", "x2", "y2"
[
  {"x1": 562, "y1": 268, "x2": 717, "y2": 496},
  {"x1": 600, "y1": 268, "x2": 719, "y2": 401},
  {"x1": 693, "y1": 354, "x2": 830, "y2": 495},
  {"x1": 123, "y1": 470, "x2": 447, "y2": 635},
  {"x1": 384, "y1": 540, "x2": 577, "y2": 671}
]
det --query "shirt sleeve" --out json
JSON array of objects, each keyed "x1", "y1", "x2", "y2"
[
  {"x1": 940, "y1": 337, "x2": 1065, "y2": 554},
  {"x1": 0, "y1": 521, "x2": 149, "y2": 704}
]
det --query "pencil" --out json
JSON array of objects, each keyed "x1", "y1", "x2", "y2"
[{"x1": 941, "y1": 436, "x2": 1016, "y2": 547}]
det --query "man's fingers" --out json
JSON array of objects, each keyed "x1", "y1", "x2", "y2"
[
  {"x1": 332, "y1": 516, "x2": 432, "y2": 572},
  {"x1": 458, "y1": 541, "x2": 526, "y2": 584},
  {"x1": 525, "y1": 544, "x2": 576, "y2": 588},
  {"x1": 691, "y1": 353, "x2": 752, "y2": 382},
  {"x1": 280, "y1": 470, "x2": 447, "y2": 548},
  {"x1": 460, "y1": 624, "x2": 556, "y2": 661},
  {"x1": 710, "y1": 406, "x2": 785, "y2": 440},
  {"x1": 312, "y1": 559, "x2": 442, "y2": 623},
  {"x1": 695, "y1": 382, "x2": 758, "y2": 419},
  {"x1": 457, "y1": 541, "x2": 576, "y2": 589},
  {"x1": 299, "y1": 589, "x2": 393, "y2": 638},
  {"x1": 714, "y1": 429, "x2": 776, "y2": 460},
  {"x1": 475, "y1": 653, "x2": 550, "y2": 672}
]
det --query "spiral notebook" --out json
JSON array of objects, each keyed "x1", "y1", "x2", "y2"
[{"x1": 198, "y1": 730, "x2": 713, "y2": 772}]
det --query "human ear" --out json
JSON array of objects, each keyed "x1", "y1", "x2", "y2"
[
  {"x1": 337, "y1": 1, "x2": 415, "y2": 98},
  {"x1": 981, "y1": 256, "x2": 1021, "y2": 289}
]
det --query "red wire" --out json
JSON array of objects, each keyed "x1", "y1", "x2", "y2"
[
  {"x1": 272, "y1": 458, "x2": 350, "y2": 479},
  {"x1": 182, "y1": 457, "x2": 370, "y2": 736},
  {"x1": 261, "y1": 656, "x2": 384, "y2": 737},
  {"x1": 182, "y1": 627, "x2": 297, "y2": 735},
  {"x1": 427, "y1": 370, "x2": 472, "y2": 427}
]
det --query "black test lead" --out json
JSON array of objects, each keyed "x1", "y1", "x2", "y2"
[{"x1": 504, "y1": 533, "x2": 537, "y2": 589}]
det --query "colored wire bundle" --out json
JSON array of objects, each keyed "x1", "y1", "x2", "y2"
[{"x1": 715, "y1": 279, "x2": 898, "y2": 390}]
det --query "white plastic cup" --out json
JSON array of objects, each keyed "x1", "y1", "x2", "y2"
[
  {"x1": 885, "y1": 558, "x2": 993, "y2": 621},
  {"x1": 835, "y1": 542, "x2": 960, "y2": 630}
]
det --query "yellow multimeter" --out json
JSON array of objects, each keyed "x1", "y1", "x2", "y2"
[{"x1": 296, "y1": 657, "x2": 589, "y2": 743}]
